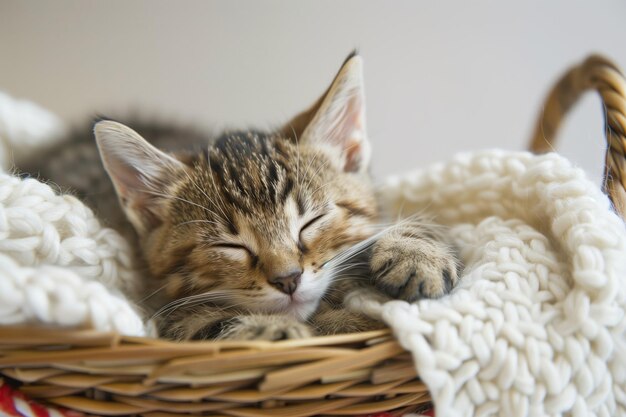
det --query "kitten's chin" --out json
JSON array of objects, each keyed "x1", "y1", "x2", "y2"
[
  {"x1": 286, "y1": 299, "x2": 320, "y2": 321},
  {"x1": 262, "y1": 296, "x2": 320, "y2": 321}
]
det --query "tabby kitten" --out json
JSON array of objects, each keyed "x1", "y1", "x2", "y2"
[{"x1": 29, "y1": 53, "x2": 460, "y2": 341}]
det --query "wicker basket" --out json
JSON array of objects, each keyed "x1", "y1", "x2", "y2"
[{"x1": 1, "y1": 54, "x2": 624, "y2": 417}]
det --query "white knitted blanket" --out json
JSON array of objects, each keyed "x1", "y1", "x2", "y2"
[
  {"x1": 349, "y1": 153, "x2": 626, "y2": 416},
  {"x1": 1, "y1": 93, "x2": 624, "y2": 416},
  {"x1": 0, "y1": 92, "x2": 145, "y2": 335}
]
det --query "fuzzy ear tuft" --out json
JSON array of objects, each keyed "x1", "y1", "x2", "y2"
[
  {"x1": 299, "y1": 54, "x2": 370, "y2": 173},
  {"x1": 94, "y1": 120, "x2": 185, "y2": 234}
]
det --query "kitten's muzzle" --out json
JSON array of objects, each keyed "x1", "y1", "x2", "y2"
[{"x1": 268, "y1": 270, "x2": 302, "y2": 295}]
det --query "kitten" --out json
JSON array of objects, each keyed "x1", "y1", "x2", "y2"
[{"x1": 25, "y1": 53, "x2": 460, "y2": 340}]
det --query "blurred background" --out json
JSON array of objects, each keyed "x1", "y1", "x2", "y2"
[{"x1": 1, "y1": 1, "x2": 625, "y2": 183}]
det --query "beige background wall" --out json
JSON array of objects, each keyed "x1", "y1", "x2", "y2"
[{"x1": 1, "y1": 1, "x2": 625, "y2": 183}]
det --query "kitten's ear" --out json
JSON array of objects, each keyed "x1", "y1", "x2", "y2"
[
  {"x1": 285, "y1": 52, "x2": 370, "y2": 173},
  {"x1": 94, "y1": 120, "x2": 186, "y2": 234}
]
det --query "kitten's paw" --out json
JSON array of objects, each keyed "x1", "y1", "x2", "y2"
[
  {"x1": 218, "y1": 315, "x2": 313, "y2": 341},
  {"x1": 370, "y1": 235, "x2": 459, "y2": 301}
]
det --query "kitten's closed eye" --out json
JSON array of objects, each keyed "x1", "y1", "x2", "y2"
[
  {"x1": 299, "y1": 214, "x2": 326, "y2": 248},
  {"x1": 212, "y1": 243, "x2": 256, "y2": 262}
]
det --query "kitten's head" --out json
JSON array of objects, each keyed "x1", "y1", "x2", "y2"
[{"x1": 94, "y1": 53, "x2": 376, "y2": 320}]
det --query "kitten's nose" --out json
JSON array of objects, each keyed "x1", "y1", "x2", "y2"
[{"x1": 269, "y1": 270, "x2": 302, "y2": 295}]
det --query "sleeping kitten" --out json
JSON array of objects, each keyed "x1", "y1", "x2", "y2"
[{"x1": 25, "y1": 53, "x2": 460, "y2": 340}]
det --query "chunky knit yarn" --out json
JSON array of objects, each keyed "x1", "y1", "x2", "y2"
[
  {"x1": 0, "y1": 171, "x2": 145, "y2": 335},
  {"x1": 348, "y1": 151, "x2": 626, "y2": 416},
  {"x1": 0, "y1": 92, "x2": 144, "y2": 335}
]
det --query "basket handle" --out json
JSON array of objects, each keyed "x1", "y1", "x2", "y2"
[{"x1": 528, "y1": 55, "x2": 626, "y2": 219}]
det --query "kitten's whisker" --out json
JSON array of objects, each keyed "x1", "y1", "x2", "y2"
[
  {"x1": 175, "y1": 219, "x2": 220, "y2": 228},
  {"x1": 326, "y1": 275, "x2": 367, "y2": 287},
  {"x1": 323, "y1": 236, "x2": 379, "y2": 267},
  {"x1": 318, "y1": 294, "x2": 337, "y2": 309},
  {"x1": 156, "y1": 296, "x2": 233, "y2": 319},
  {"x1": 327, "y1": 265, "x2": 369, "y2": 276},
  {"x1": 324, "y1": 262, "x2": 368, "y2": 276},
  {"x1": 326, "y1": 261, "x2": 367, "y2": 271},
  {"x1": 322, "y1": 287, "x2": 353, "y2": 298},
  {"x1": 387, "y1": 209, "x2": 440, "y2": 230},
  {"x1": 322, "y1": 222, "x2": 412, "y2": 270},
  {"x1": 143, "y1": 189, "x2": 222, "y2": 218},
  {"x1": 310, "y1": 181, "x2": 333, "y2": 198},
  {"x1": 139, "y1": 284, "x2": 168, "y2": 304},
  {"x1": 152, "y1": 290, "x2": 243, "y2": 319},
  {"x1": 323, "y1": 258, "x2": 367, "y2": 270}
]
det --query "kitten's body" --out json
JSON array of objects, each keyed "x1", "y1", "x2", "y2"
[{"x1": 23, "y1": 54, "x2": 460, "y2": 340}]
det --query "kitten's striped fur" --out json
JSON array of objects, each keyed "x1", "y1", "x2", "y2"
[{"x1": 25, "y1": 53, "x2": 460, "y2": 340}]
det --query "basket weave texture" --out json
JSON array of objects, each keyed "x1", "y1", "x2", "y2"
[
  {"x1": 1, "y1": 54, "x2": 625, "y2": 417},
  {"x1": 0, "y1": 328, "x2": 427, "y2": 416}
]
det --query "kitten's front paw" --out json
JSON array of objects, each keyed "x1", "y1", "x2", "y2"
[
  {"x1": 370, "y1": 235, "x2": 459, "y2": 302},
  {"x1": 218, "y1": 315, "x2": 314, "y2": 341}
]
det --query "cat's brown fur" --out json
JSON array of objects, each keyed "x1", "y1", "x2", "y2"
[{"x1": 24, "y1": 53, "x2": 460, "y2": 341}]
